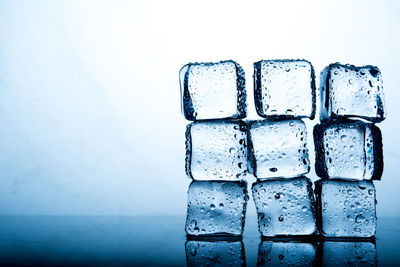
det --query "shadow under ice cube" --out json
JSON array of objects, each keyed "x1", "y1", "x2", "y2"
[
  {"x1": 253, "y1": 59, "x2": 316, "y2": 119},
  {"x1": 315, "y1": 179, "x2": 376, "y2": 238},
  {"x1": 185, "y1": 240, "x2": 245, "y2": 267},
  {"x1": 252, "y1": 177, "x2": 316, "y2": 237},
  {"x1": 185, "y1": 181, "x2": 248, "y2": 237},
  {"x1": 314, "y1": 120, "x2": 383, "y2": 180},
  {"x1": 257, "y1": 241, "x2": 317, "y2": 267},
  {"x1": 248, "y1": 119, "x2": 310, "y2": 179},
  {"x1": 320, "y1": 63, "x2": 385, "y2": 122},
  {"x1": 180, "y1": 60, "x2": 246, "y2": 121},
  {"x1": 186, "y1": 121, "x2": 248, "y2": 181},
  {"x1": 321, "y1": 241, "x2": 377, "y2": 267}
]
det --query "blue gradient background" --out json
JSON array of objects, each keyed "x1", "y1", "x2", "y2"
[{"x1": 0, "y1": 0, "x2": 399, "y2": 222}]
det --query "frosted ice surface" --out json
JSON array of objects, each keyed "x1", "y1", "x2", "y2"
[
  {"x1": 314, "y1": 120, "x2": 383, "y2": 180},
  {"x1": 186, "y1": 240, "x2": 245, "y2": 267},
  {"x1": 322, "y1": 241, "x2": 377, "y2": 267},
  {"x1": 248, "y1": 119, "x2": 310, "y2": 179},
  {"x1": 180, "y1": 60, "x2": 246, "y2": 121},
  {"x1": 257, "y1": 241, "x2": 316, "y2": 267},
  {"x1": 185, "y1": 181, "x2": 248, "y2": 237},
  {"x1": 315, "y1": 179, "x2": 376, "y2": 238},
  {"x1": 185, "y1": 121, "x2": 248, "y2": 181},
  {"x1": 253, "y1": 59, "x2": 316, "y2": 119},
  {"x1": 320, "y1": 63, "x2": 385, "y2": 122},
  {"x1": 252, "y1": 177, "x2": 316, "y2": 237}
]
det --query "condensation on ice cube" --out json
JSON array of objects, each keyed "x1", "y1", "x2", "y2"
[
  {"x1": 186, "y1": 240, "x2": 245, "y2": 267},
  {"x1": 185, "y1": 120, "x2": 248, "y2": 181},
  {"x1": 320, "y1": 63, "x2": 386, "y2": 122},
  {"x1": 248, "y1": 119, "x2": 310, "y2": 179},
  {"x1": 257, "y1": 241, "x2": 317, "y2": 267},
  {"x1": 253, "y1": 59, "x2": 316, "y2": 119},
  {"x1": 180, "y1": 60, "x2": 247, "y2": 121},
  {"x1": 252, "y1": 177, "x2": 316, "y2": 237},
  {"x1": 314, "y1": 120, "x2": 383, "y2": 180},
  {"x1": 315, "y1": 179, "x2": 376, "y2": 238},
  {"x1": 322, "y1": 241, "x2": 377, "y2": 267},
  {"x1": 185, "y1": 181, "x2": 248, "y2": 237}
]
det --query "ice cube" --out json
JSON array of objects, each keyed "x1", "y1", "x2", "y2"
[
  {"x1": 252, "y1": 177, "x2": 316, "y2": 237},
  {"x1": 314, "y1": 120, "x2": 383, "y2": 180},
  {"x1": 320, "y1": 63, "x2": 385, "y2": 122},
  {"x1": 253, "y1": 59, "x2": 316, "y2": 119},
  {"x1": 321, "y1": 241, "x2": 377, "y2": 267},
  {"x1": 180, "y1": 60, "x2": 246, "y2": 121},
  {"x1": 315, "y1": 179, "x2": 376, "y2": 238},
  {"x1": 186, "y1": 121, "x2": 248, "y2": 181},
  {"x1": 185, "y1": 181, "x2": 248, "y2": 237},
  {"x1": 257, "y1": 241, "x2": 317, "y2": 267},
  {"x1": 186, "y1": 239, "x2": 245, "y2": 267},
  {"x1": 248, "y1": 119, "x2": 310, "y2": 179}
]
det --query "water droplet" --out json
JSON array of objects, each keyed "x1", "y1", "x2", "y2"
[
  {"x1": 219, "y1": 203, "x2": 224, "y2": 208},
  {"x1": 302, "y1": 206, "x2": 308, "y2": 212},
  {"x1": 368, "y1": 189, "x2": 374, "y2": 195},
  {"x1": 269, "y1": 167, "x2": 278, "y2": 172},
  {"x1": 278, "y1": 216, "x2": 284, "y2": 222},
  {"x1": 344, "y1": 200, "x2": 350, "y2": 206},
  {"x1": 347, "y1": 189, "x2": 353, "y2": 195},
  {"x1": 279, "y1": 254, "x2": 285, "y2": 260},
  {"x1": 282, "y1": 207, "x2": 287, "y2": 212},
  {"x1": 210, "y1": 204, "x2": 215, "y2": 210},
  {"x1": 229, "y1": 147, "x2": 236, "y2": 153}
]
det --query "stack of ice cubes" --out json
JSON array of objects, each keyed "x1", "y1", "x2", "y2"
[
  {"x1": 180, "y1": 60, "x2": 385, "y2": 265},
  {"x1": 250, "y1": 60, "x2": 318, "y2": 237},
  {"x1": 180, "y1": 60, "x2": 249, "y2": 239},
  {"x1": 314, "y1": 63, "x2": 385, "y2": 238}
]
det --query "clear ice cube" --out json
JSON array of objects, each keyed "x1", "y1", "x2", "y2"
[
  {"x1": 186, "y1": 121, "x2": 248, "y2": 181},
  {"x1": 315, "y1": 179, "x2": 376, "y2": 238},
  {"x1": 314, "y1": 120, "x2": 383, "y2": 180},
  {"x1": 185, "y1": 181, "x2": 248, "y2": 237},
  {"x1": 180, "y1": 60, "x2": 247, "y2": 121},
  {"x1": 248, "y1": 119, "x2": 310, "y2": 179},
  {"x1": 320, "y1": 63, "x2": 386, "y2": 122},
  {"x1": 322, "y1": 241, "x2": 377, "y2": 267},
  {"x1": 186, "y1": 240, "x2": 245, "y2": 267},
  {"x1": 257, "y1": 241, "x2": 316, "y2": 267},
  {"x1": 253, "y1": 59, "x2": 316, "y2": 119},
  {"x1": 252, "y1": 177, "x2": 316, "y2": 237}
]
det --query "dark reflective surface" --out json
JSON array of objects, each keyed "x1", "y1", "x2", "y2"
[{"x1": 0, "y1": 216, "x2": 398, "y2": 266}]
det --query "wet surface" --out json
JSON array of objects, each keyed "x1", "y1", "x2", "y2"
[{"x1": 0, "y1": 216, "x2": 398, "y2": 266}]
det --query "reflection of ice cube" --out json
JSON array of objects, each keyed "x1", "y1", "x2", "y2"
[
  {"x1": 314, "y1": 120, "x2": 383, "y2": 180},
  {"x1": 180, "y1": 60, "x2": 247, "y2": 121},
  {"x1": 252, "y1": 177, "x2": 316, "y2": 237},
  {"x1": 257, "y1": 241, "x2": 316, "y2": 267},
  {"x1": 248, "y1": 119, "x2": 310, "y2": 179},
  {"x1": 185, "y1": 239, "x2": 245, "y2": 267},
  {"x1": 320, "y1": 63, "x2": 385, "y2": 122},
  {"x1": 322, "y1": 241, "x2": 377, "y2": 267},
  {"x1": 315, "y1": 179, "x2": 376, "y2": 238},
  {"x1": 185, "y1": 121, "x2": 248, "y2": 181},
  {"x1": 253, "y1": 59, "x2": 316, "y2": 119},
  {"x1": 185, "y1": 181, "x2": 248, "y2": 237}
]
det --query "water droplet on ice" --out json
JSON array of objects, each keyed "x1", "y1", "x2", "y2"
[{"x1": 269, "y1": 167, "x2": 278, "y2": 172}]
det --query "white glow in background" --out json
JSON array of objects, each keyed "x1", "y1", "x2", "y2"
[{"x1": 0, "y1": 0, "x2": 399, "y2": 218}]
